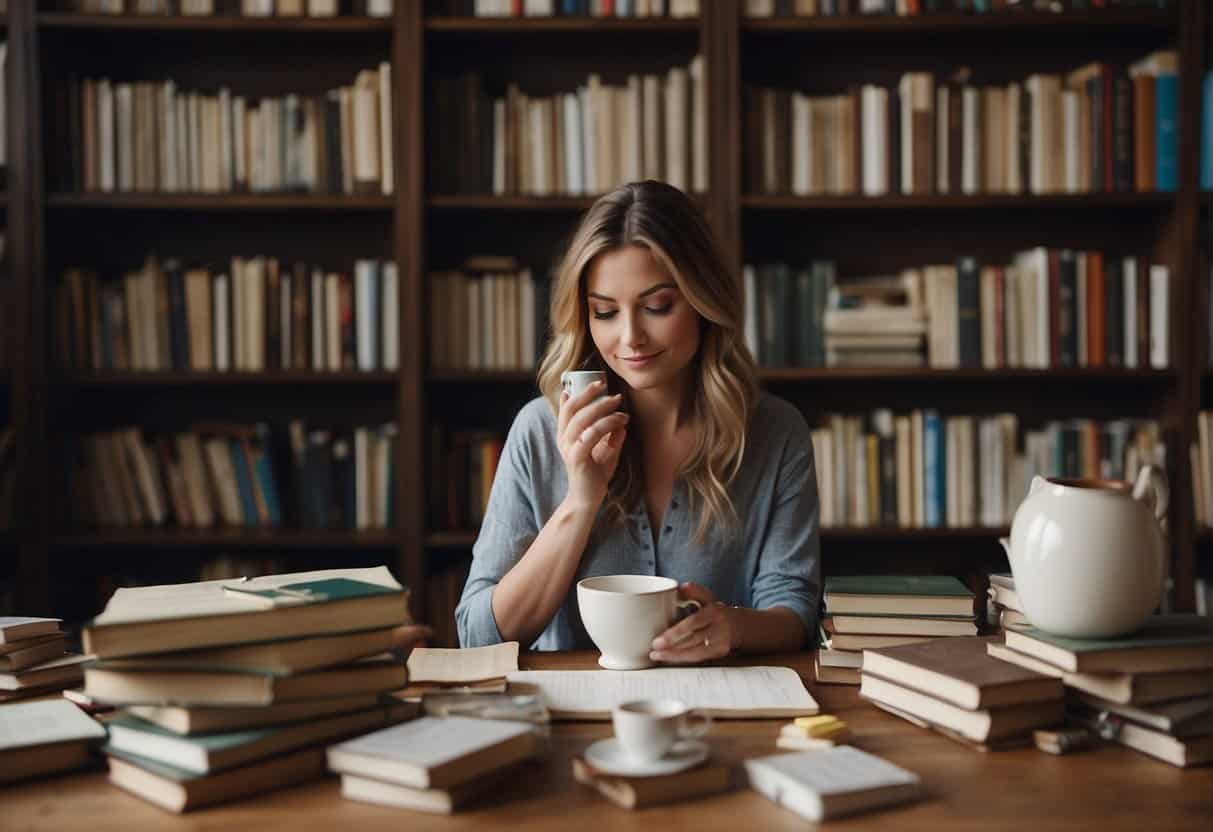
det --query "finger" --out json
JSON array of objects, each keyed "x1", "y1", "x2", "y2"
[
  {"x1": 558, "y1": 381, "x2": 608, "y2": 435},
  {"x1": 590, "y1": 427, "x2": 625, "y2": 464},
  {"x1": 651, "y1": 607, "x2": 716, "y2": 651},
  {"x1": 677, "y1": 582, "x2": 716, "y2": 605},
  {"x1": 650, "y1": 627, "x2": 722, "y2": 664},
  {"x1": 569, "y1": 412, "x2": 629, "y2": 461},
  {"x1": 564, "y1": 393, "x2": 623, "y2": 444}
]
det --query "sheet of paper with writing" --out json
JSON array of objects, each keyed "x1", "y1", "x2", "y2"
[
  {"x1": 407, "y1": 643, "x2": 520, "y2": 684},
  {"x1": 505, "y1": 666, "x2": 819, "y2": 719}
]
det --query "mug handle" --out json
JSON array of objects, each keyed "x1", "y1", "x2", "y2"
[
  {"x1": 679, "y1": 709, "x2": 713, "y2": 741},
  {"x1": 1131, "y1": 464, "x2": 1169, "y2": 523},
  {"x1": 672, "y1": 599, "x2": 702, "y2": 624}
]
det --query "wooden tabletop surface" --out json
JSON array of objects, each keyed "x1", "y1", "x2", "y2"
[{"x1": 4, "y1": 650, "x2": 1211, "y2": 831}]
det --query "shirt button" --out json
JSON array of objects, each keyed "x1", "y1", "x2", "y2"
[
  {"x1": 671, "y1": 501, "x2": 679, "y2": 509},
  {"x1": 665, "y1": 526, "x2": 673, "y2": 533}
]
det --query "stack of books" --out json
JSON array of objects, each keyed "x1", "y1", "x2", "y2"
[
  {"x1": 988, "y1": 615, "x2": 1213, "y2": 768},
  {"x1": 401, "y1": 642, "x2": 518, "y2": 699},
  {"x1": 0, "y1": 700, "x2": 108, "y2": 784},
  {"x1": 986, "y1": 573, "x2": 1029, "y2": 632},
  {"x1": 823, "y1": 273, "x2": 926, "y2": 368},
  {"x1": 861, "y1": 636, "x2": 1064, "y2": 750},
  {"x1": 0, "y1": 617, "x2": 91, "y2": 702},
  {"x1": 81, "y1": 566, "x2": 415, "y2": 812},
  {"x1": 817, "y1": 576, "x2": 977, "y2": 686},
  {"x1": 328, "y1": 716, "x2": 542, "y2": 814}
]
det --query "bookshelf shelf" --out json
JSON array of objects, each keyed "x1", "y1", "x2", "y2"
[
  {"x1": 760, "y1": 368, "x2": 1178, "y2": 383},
  {"x1": 427, "y1": 194, "x2": 601, "y2": 212},
  {"x1": 425, "y1": 526, "x2": 1011, "y2": 550},
  {"x1": 425, "y1": 17, "x2": 700, "y2": 34},
  {"x1": 428, "y1": 368, "x2": 1177, "y2": 385},
  {"x1": 37, "y1": 12, "x2": 394, "y2": 33},
  {"x1": 742, "y1": 193, "x2": 1177, "y2": 212},
  {"x1": 46, "y1": 193, "x2": 394, "y2": 212},
  {"x1": 48, "y1": 529, "x2": 400, "y2": 550},
  {"x1": 742, "y1": 11, "x2": 1178, "y2": 35},
  {"x1": 60, "y1": 371, "x2": 399, "y2": 388}
]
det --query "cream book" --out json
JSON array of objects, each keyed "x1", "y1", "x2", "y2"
[
  {"x1": 99, "y1": 627, "x2": 399, "y2": 676},
  {"x1": 327, "y1": 716, "x2": 539, "y2": 790},
  {"x1": 0, "y1": 635, "x2": 67, "y2": 672},
  {"x1": 406, "y1": 642, "x2": 519, "y2": 685},
  {"x1": 340, "y1": 764, "x2": 520, "y2": 814},
  {"x1": 1069, "y1": 704, "x2": 1213, "y2": 768},
  {"x1": 572, "y1": 756, "x2": 733, "y2": 809},
  {"x1": 83, "y1": 566, "x2": 412, "y2": 659},
  {"x1": 106, "y1": 745, "x2": 327, "y2": 813},
  {"x1": 128, "y1": 693, "x2": 387, "y2": 735},
  {"x1": 0, "y1": 617, "x2": 62, "y2": 644},
  {"x1": 0, "y1": 654, "x2": 92, "y2": 691},
  {"x1": 505, "y1": 666, "x2": 818, "y2": 719},
  {"x1": 988, "y1": 642, "x2": 1213, "y2": 706},
  {"x1": 0, "y1": 699, "x2": 107, "y2": 784},
  {"x1": 744, "y1": 746, "x2": 921, "y2": 822},
  {"x1": 85, "y1": 654, "x2": 406, "y2": 706}
]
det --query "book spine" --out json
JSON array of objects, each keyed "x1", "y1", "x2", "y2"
[{"x1": 1155, "y1": 72, "x2": 1178, "y2": 192}]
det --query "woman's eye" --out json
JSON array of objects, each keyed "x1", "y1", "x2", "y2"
[
  {"x1": 645, "y1": 303, "x2": 673, "y2": 315},
  {"x1": 592, "y1": 310, "x2": 617, "y2": 320}
]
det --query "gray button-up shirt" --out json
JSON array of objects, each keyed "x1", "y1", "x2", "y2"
[{"x1": 455, "y1": 392, "x2": 821, "y2": 651}]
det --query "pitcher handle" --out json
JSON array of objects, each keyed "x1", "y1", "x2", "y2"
[{"x1": 1131, "y1": 464, "x2": 1169, "y2": 523}]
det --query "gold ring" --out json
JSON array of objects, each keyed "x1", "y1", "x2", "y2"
[{"x1": 704, "y1": 636, "x2": 711, "y2": 649}]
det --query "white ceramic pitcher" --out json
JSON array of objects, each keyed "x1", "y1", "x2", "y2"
[{"x1": 1000, "y1": 465, "x2": 1169, "y2": 639}]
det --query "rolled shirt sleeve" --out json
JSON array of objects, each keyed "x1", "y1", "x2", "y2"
[{"x1": 748, "y1": 411, "x2": 822, "y2": 644}]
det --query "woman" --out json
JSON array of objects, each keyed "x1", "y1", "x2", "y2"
[{"x1": 456, "y1": 180, "x2": 820, "y2": 662}]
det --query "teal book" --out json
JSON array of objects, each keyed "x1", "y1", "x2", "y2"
[
  {"x1": 106, "y1": 699, "x2": 411, "y2": 774},
  {"x1": 1004, "y1": 615, "x2": 1213, "y2": 674},
  {"x1": 221, "y1": 577, "x2": 399, "y2": 608},
  {"x1": 824, "y1": 576, "x2": 974, "y2": 617}
]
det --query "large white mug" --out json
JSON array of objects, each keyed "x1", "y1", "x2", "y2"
[
  {"x1": 612, "y1": 698, "x2": 711, "y2": 762},
  {"x1": 577, "y1": 575, "x2": 701, "y2": 670}
]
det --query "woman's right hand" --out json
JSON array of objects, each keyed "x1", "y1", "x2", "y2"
[{"x1": 557, "y1": 381, "x2": 629, "y2": 510}]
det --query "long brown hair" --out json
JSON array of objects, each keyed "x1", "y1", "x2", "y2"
[{"x1": 536, "y1": 181, "x2": 760, "y2": 541}]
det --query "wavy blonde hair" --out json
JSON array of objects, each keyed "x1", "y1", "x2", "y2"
[{"x1": 536, "y1": 181, "x2": 760, "y2": 542}]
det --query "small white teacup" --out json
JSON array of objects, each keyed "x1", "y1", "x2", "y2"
[
  {"x1": 577, "y1": 575, "x2": 702, "y2": 670},
  {"x1": 561, "y1": 369, "x2": 608, "y2": 400},
  {"x1": 612, "y1": 699, "x2": 712, "y2": 763}
]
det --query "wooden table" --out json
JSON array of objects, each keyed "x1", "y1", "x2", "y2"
[{"x1": 5, "y1": 651, "x2": 1212, "y2": 830}]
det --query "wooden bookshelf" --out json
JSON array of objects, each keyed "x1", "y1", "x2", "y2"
[
  {"x1": 5, "y1": 2, "x2": 1210, "y2": 641},
  {"x1": 47, "y1": 193, "x2": 394, "y2": 212},
  {"x1": 37, "y1": 12, "x2": 394, "y2": 33},
  {"x1": 48, "y1": 529, "x2": 399, "y2": 550}
]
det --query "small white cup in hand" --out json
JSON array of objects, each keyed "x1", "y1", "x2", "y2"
[
  {"x1": 561, "y1": 369, "x2": 608, "y2": 400},
  {"x1": 611, "y1": 698, "x2": 712, "y2": 763}
]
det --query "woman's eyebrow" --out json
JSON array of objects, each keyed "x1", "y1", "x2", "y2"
[{"x1": 587, "y1": 282, "x2": 677, "y2": 302}]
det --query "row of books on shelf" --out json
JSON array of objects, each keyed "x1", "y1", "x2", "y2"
[
  {"x1": 744, "y1": 251, "x2": 1170, "y2": 370},
  {"x1": 429, "y1": 257, "x2": 551, "y2": 371},
  {"x1": 742, "y1": 0, "x2": 1174, "y2": 17},
  {"x1": 456, "y1": 0, "x2": 700, "y2": 17},
  {"x1": 57, "y1": 256, "x2": 400, "y2": 373},
  {"x1": 57, "y1": 1, "x2": 393, "y2": 16},
  {"x1": 63, "y1": 420, "x2": 397, "y2": 531},
  {"x1": 59, "y1": 64, "x2": 393, "y2": 196},
  {"x1": 427, "y1": 425, "x2": 502, "y2": 531},
  {"x1": 431, "y1": 59, "x2": 706, "y2": 197},
  {"x1": 808, "y1": 412, "x2": 1163, "y2": 528},
  {"x1": 746, "y1": 53, "x2": 1178, "y2": 198}
]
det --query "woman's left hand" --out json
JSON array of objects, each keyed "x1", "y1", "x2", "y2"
[{"x1": 649, "y1": 582, "x2": 739, "y2": 663}]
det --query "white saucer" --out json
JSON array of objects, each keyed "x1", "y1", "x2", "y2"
[{"x1": 583, "y1": 738, "x2": 709, "y2": 777}]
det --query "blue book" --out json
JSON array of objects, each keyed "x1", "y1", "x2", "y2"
[
  {"x1": 923, "y1": 410, "x2": 943, "y2": 529},
  {"x1": 1201, "y1": 71, "x2": 1213, "y2": 190},
  {"x1": 253, "y1": 425, "x2": 283, "y2": 529},
  {"x1": 1155, "y1": 72, "x2": 1179, "y2": 192},
  {"x1": 229, "y1": 440, "x2": 258, "y2": 527}
]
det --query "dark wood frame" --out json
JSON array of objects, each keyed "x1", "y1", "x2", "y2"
[{"x1": 5, "y1": 1, "x2": 1208, "y2": 631}]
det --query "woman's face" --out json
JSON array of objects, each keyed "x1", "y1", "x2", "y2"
[{"x1": 585, "y1": 245, "x2": 702, "y2": 394}]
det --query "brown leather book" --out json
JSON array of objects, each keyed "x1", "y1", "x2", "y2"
[
  {"x1": 864, "y1": 635, "x2": 1063, "y2": 710},
  {"x1": 1133, "y1": 74, "x2": 1156, "y2": 191},
  {"x1": 1087, "y1": 251, "x2": 1105, "y2": 367},
  {"x1": 572, "y1": 757, "x2": 734, "y2": 810}
]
